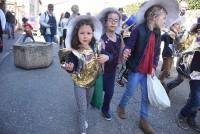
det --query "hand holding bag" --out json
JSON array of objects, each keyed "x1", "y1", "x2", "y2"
[{"x1": 147, "y1": 75, "x2": 170, "y2": 110}]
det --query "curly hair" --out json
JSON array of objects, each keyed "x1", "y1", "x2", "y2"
[
  {"x1": 99, "y1": 9, "x2": 121, "y2": 33},
  {"x1": 71, "y1": 19, "x2": 96, "y2": 50}
]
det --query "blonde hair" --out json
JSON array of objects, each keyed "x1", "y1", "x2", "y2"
[{"x1": 144, "y1": 5, "x2": 167, "y2": 22}]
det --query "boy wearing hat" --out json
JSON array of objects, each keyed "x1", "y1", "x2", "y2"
[
  {"x1": 159, "y1": 17, "x2": 183, "y2": 85},
  {"x1": 177, "y1": 17, "x2": 200, "y2": 133},
  {"x1": 166, "y1": 17, "x2": 200, "y2": 93}
]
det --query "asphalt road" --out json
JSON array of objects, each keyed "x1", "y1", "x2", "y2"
[{"x1": 0, "y1": 36, "x2": 199, "y2": 134}]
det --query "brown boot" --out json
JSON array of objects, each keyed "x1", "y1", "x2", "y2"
[
  {"x1": 139, "y1": 118, "x2": 155, "y2": 134},
  {"x1": 117, "y1": 105, "x2": 127, "y2": 119}
]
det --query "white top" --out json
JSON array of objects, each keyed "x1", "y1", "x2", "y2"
[
  {"x1": 0, "y1": 9, "x2": 6, "y2": 30},
  {"x1": 57, "y1": 18, "x2": 70, "y2": 36},
  {"x1": 60, "y1": 18, "x2": 70, "y2": 30}
]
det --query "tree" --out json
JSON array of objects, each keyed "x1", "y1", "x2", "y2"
[
  {"x1": 123, "y1": 3, "x2": 141, "y2": 16},
  {"x1": 188, "y1": 0, "x2": 200, "y2": 9},
  {"x1": 178, "y1": 0, "x2": 200, "y2": 9}
]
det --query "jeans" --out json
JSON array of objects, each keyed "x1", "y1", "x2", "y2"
[
  {"x1": 180, "y1": 80, "x2": 200, "y2": 118},
  {"x1": 44, "y1": 34, "x2": 55, "y2": 43},
  {"x1": 6, "y1": 23, "x2": 15, "y2": 38},
  {"x1": 166, "y1": 73, "x2": 184, "y2": 92},
  {"x1": 119, "y1": 72, "x2": 149, "y2": 120}
]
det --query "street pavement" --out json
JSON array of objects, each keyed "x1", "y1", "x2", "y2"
[{"x1": 0, "y1": 34, "x2": 199, "y2": 134}]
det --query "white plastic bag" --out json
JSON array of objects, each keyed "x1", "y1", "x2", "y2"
[{"x1": 147, "y1": 75, "x2": 170, "y2": 110}]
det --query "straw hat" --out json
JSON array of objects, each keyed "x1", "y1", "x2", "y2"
[
  {"x1": 136, "y1": 0, "x2": 179, "y2": 27},
  {"x1": 65, "y1": 15, "x2": 103, "y2": 49}
]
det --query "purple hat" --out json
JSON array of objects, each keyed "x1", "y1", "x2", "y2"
[{"x1": 197, "y1": 17, "x2": 200, "y2": 24}]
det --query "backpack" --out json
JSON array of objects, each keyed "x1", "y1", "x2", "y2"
[{"x1": 39, "y1": 12, "x2": 47, "y2": 35}]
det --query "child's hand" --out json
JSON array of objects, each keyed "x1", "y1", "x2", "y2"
[
  {"x1": 65, "y1": 62, "x2": 74, "y2": 71},
  {"x1": 123, "y1": 49, "x2": 131, "y2": 60},
  {"x1": 96, "y1": 54, "x2": 109, "y2": 64}
]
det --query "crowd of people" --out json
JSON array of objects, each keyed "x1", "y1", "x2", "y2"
[
  {"x1": 0, "y1": 0, "x2": 199, "y2": 134},
  {"x1": 58, "y1": 0, "x2": 200, "y2": 134},
  {"x1": 0, "y1": 8, "x2": 17, "y2": 52}
]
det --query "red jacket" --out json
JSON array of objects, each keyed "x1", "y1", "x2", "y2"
[{"x1": 23, "y1": 23, "x2": 33, "y2": 35}]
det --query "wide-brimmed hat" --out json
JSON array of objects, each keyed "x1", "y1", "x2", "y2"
[
  {"x1": 168, "y1": 16, "x2": 185, "y2": 27},
  {"x1": 65, "y1": 15, "x2": 103, "y2": 49},
  {"x1": 190, "y1": 17, "x2": 200, "y2": 33},
  {"x1": 136, "y1": 0, "x2": 179, "y2": 27},
  {"x1": 96, "y1": 7, "x2": 121, "y2": 33}
]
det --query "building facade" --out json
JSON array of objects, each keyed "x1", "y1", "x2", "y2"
[{"x1": 5, "y1": 0, "x2": 42, "y2": 29}]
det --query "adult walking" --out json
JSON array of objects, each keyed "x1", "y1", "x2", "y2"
[
  {"x1": 58, "y1": 11, "x2": 70, "y2": 48},
  {"x1": 40, "y1": 4, "x2": 57, "y2": 43},
  {"x1": 0, "y1": 8, "x2": 6, "y2": 52},
  {"x1": 5, "y1": 10, "x2": 16, "y2": 39}
]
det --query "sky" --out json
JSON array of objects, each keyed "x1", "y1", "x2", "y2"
[{"x1": 40, "y1": 0, "x2": 141, "y2": 17}]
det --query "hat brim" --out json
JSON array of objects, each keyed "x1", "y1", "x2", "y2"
[
  {"x1": 169, "y1": 16, "x2": 185, "y2": 27},
  {"x1": 190, "y1": 23, "x2": 200, "y2": 33},
  {"x1": 136, "y1": 0, "x2": 179, "y2": 27},
  {"x1": 65, "y1": 15, "x2": 103, "y2": 49}
]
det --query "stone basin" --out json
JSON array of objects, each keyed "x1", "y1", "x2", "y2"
[{"x1": 13, "y1": 42, "x2": 53, "y2": 69}]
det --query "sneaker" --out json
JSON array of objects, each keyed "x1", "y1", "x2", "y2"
[
  {"x1": 187, "y1": 117, "x2": 200, "y2": 132},
  {"x1": 117, "y1": 80, "x2": 124, "y2": 87},
  {"x1": 85, "y1": 121, "x2": 88, "y2": 129},
  {"x1": 176, "y1": 113, "x2": 189, "y2": 130},
  {"x1": 102, "y1": 111, "x2": 112, "y2": 121}
]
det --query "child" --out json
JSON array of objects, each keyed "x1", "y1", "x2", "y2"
[
  {"x1": 116, "y1": 0, "x2": 179, "y2": 133},
  {"x1": 63, "y1": 15, "x2": 110, "y2": 134},
  {"x1": 22, "y1": 17, "x2": 35, "y2": 42},
  {"x1": 166, "y1": 17, "x2": 200, "y2": 94},
  {"x1": 177, "y1": 18, "x2": 200, "y2": 132},
  {"x1": 159, "y1": 17, "x2": 183, "y2": 85},
  {"x1": 97, "y1": 8, "x2": 125, "y2": 120}
]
